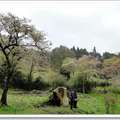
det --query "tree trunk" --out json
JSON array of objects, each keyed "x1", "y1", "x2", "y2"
[
  {"x1": 1, "y1": 65, "x2": 11, "y2": 106},
  {"x1": 1, "y1": 86, "x2": 8, "y2": 106},
  {"x1": 0, "y1": 45, "x2": 11, "y2": 106},
  {"x1": 1, "y1": 77, "x2": 9, "y2": 106},
  {"x1": 1, "y1": 67, "x2": 14, "y2": 106}
]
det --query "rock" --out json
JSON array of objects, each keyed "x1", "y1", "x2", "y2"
[{"x1": 49, "y1": 87, "x2": 69, "y2": 106}]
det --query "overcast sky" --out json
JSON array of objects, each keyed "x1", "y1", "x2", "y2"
[{"x1": 0, "y1": 1, "x2": 120, "y2": 54}]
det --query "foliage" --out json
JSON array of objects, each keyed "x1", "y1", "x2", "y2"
[
  {"x1": 49, "y1": 73, "x2": 67, "y2": 89},
  {"x1": 60, "y1": 57, "x2": 77, "y2": 80},
  {"x1": 103, "y1": 52, "x2": 116, "y2": 59},
  {"x1": 31, "y1": 76, "x2": 49, "y2": 90},
  {"x1": 61, "y1": 57, "x2": 77, "y2": 72},
  {"x1": 92, "y1": 86, "x2": 110, "y2": 94},
  {"x1": 50, "y1": 45, "x2": 75, "y2": 70},
  {"x1": 41, "y1": 69, "x2": 67, "y2": 89},
  {"x1": 0, "y1": 13, "x2": 49, "y2": 105},
  {"x1": 8, "y1": 71, "x2": 49, "y2": 91},
  {"x1": 68, "y1": 70, "x2": 98, "y2": 93},
  {"x1": 71, "y1": 46, "x2": 89, "y2": 59},
  {"x1": 101, "y1": 56, "x2": 120, "y2": 79},
  {"x1": 77, "y1": 55, "x2": 102, "y2": 70},
  {"x1": 103, "y1": 56, "x2": 120, "y2": 67},
  {"x1": 110, "y1": 85, "x2": 120, "y2": 94}
]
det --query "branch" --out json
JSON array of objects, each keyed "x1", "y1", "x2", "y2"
[
  {"x1": 0, "y1": 42, "x2": 10, "y2": 67},
  {"x1": 3, "y1": 43, "x2": 18, "y2": 50},
  {"x1": 0, "y1": 33, "x2": 5, "y2": 45}
]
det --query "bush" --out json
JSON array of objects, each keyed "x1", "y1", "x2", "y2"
[
  {"x1": 110, "y1": 85, "x2": 120, "y2": 94},
  {"x1": 92, "y1": 78, "x2": 111, "y2": 87},
  {"x1": 11, "y1": 71, "x2": 27, "y2": 89},
  {"x1": 68, "y1": 70, "x2": 97, "y2": 93},
  {"x1": 92, "y1": 85, "x2": 120, "y2": 94},
  {"x1": 32, "y1": 76, "x2": 49, "y2": 90},
  {"x1": 11, "y1": 71, "x2": 49, "y2": 91},
  {"x1": 52, "y1": 78, "x2": 67, "y2": 89},
  {"x1": 50, "y1": 74, "x2": 67, "y2": 89},
  {"x1": 92, "y1": 87, "x2": 110, "y2": 94},
  {"x1": 23, "y1": 76, "x2": 49, "y2": 91}
]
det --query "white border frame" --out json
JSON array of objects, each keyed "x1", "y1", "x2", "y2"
[
  {"x1": 0, "y1": 0, "x2": 120, "y2": 119},
  {"x1": 0, "y1": 115, "x2": 120, "y2": 118}
]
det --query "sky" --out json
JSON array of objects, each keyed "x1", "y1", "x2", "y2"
[{"x1": 0, "y1": 1, "x2": 120, "y2": 54}]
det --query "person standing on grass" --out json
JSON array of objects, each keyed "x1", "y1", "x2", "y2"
[{"x1": 69, "y1": 88, "x2": 77, "y2": 110}]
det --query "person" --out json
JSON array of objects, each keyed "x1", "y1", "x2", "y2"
[{"x1": 69, "y1": 88, "x2": 77, "y2": 110}]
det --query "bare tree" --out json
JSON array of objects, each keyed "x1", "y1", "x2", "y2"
[{"x1": 0, "y1": 13, "x2": 49, "y2": 105}]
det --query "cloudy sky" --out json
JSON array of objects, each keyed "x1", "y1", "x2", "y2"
[{"x1": 0, "y1": 1, "x2": 120, "y2": 54}]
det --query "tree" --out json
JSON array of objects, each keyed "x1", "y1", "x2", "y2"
[
  {"x1": 103, "y1": 52, "x2": 115, "y2": 59},
  {"x1": 93, "y1": 46, "x2": 97, "y2": 56},
  {"x1": 24, "y1": 49, "x2": 49, "y2": 90},
  {"x1": 71, "y1": 46, "x2": 89, "y2": 59},
  {"x1": 89, "y1": 46, "x2": 101, "y2": 60},
  {"x1": 50, "y1": 45, "x2": 75, "y2": 70},
  {"x1": 60, "y1": 57, "x2": 77, "y2": 80},
  {"x1": 0, "y1": 13, "x2": 49, "y2": 105}
]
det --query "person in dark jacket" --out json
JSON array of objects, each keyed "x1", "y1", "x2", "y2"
[{"x1": 69, "y1": 89, "x2": 77, "y2": 110}]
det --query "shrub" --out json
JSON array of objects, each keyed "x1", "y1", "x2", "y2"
[
  {"x1": 50, "y1": 74, "x2": 67, "y2": 89},
  {"x1": 32, "y1": 76, "x2": 49, "y2": 90},
  {"x1": 68, "y1": 70, "x2": 97, "y2": 93},
  {"x1": 110, "y1": 85, "x2": 120, "y2": 94},
  {"x1": 11, "y1": 71, "x2": 27, "y2": 89},
  {"x1": 11, "y1": 71, "x2": 49, "y2": 91},
  {"x1": 92, "y1": 78, "x2": 111, "y2": 87},
  {"x1": 92, "y1": 87, "x2": 111, "y2": 94}
]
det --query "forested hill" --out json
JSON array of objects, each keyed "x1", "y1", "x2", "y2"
[{"x1": 0, "y1": 45, "x2": 120, "y2": 92}]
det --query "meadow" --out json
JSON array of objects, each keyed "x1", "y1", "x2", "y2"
[{"x1": 0, "y1": 89, "x2": 120, "y2": 114}]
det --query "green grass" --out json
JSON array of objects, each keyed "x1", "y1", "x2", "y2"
[
  {"x1": 0, "y1": 89, "x2": 120, "y2": 114},
  {"x1": 77, "y1": 94, "x2": 106, "y2": 114}
]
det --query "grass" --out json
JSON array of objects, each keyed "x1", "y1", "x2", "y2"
[
  {"x1": 77, "y1": 94, "x2": 105, "y2": 114},
  {"x1": 0, "y1": 89, "x2": 120, "y2": 114}
]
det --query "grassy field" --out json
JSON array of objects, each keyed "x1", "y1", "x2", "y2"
[{"x1": 0, "y1": 89, "x2": 120, "y2": 114}]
